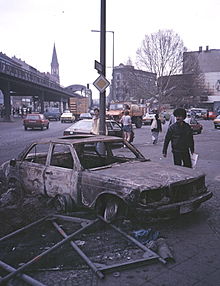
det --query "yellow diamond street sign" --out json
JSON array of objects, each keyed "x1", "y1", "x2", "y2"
[{"x1": 93, "y1": 75, "x2": 110, "y2": 93}]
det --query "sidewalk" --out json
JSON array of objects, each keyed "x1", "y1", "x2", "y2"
[{"x1": 0, "y1": 115, "x2": 22, "y2": 122}]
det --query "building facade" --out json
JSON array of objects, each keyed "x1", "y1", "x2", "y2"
[
  {"x1": 183, "y1": 46, "x2": 220, "y2": 111},
  {"x1": 110, "y1": 64, "x2": 157, "y2": 102}
]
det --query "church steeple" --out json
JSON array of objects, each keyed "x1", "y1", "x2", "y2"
[{"x1": 51, "y1": 43, "x2": 60, "y2": 84}]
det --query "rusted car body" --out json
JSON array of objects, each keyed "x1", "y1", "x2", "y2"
[{"x1": 0, "y1": 135, "x2": 212, "y2": 221}]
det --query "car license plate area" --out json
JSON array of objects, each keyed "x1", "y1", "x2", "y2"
[
  {"x1": 180, "y1": 204, "x2": 194, "y2": 214},
  {"x1": 29, "y1": 120, "x2": 37, "y2": 123}
]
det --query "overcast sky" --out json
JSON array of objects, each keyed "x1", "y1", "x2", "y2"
[{"x1": 1, "y1": 0, "x2": 220, "y2": 98}]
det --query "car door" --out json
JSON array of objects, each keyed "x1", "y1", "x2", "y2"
[
  {"x1": 44, "y1": 143, "x2": 79, "y2": 202},
  {"x1": 18, "y1": 143, "x2": 49, "y2": 195}
]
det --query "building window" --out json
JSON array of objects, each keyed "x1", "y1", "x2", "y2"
[{"x1": 116, "y1": 73, "x2": 121, "y2": 81}]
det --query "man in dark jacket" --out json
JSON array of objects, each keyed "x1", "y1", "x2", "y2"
[{"x1": 162, "y1": 108, "x2": 194, "y2": 168}]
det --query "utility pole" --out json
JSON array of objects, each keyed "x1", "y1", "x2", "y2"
[{"x1": 99, "y1": 0, "x2": 106, "y2": 135}]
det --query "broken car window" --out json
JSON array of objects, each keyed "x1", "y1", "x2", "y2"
[
  {"x1": 23, "y1": 143, "x2": 50, "y2": 165},
  {"x1": 50, "y1": 144, "x2": 74, "y2": 169}
]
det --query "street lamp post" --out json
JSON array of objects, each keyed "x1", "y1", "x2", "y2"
[{"x1": 91, "y1": 29, "x2": 115, "y2": 100}]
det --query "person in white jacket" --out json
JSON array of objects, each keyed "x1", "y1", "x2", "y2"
[{"x1": 150, "y1": 114, "x2": 162, "y2": 144}]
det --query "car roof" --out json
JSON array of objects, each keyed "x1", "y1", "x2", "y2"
[
  {"x1": 31, "y1": 135, "x2": 123, "y2": 145},
  {"x1": 70, "y1": 119, "x2": 117, "y2": 123}
]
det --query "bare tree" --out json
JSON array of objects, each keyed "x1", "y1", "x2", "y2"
[{"x1": 136, "y1": 29, "x2": 187, "y2": 101}]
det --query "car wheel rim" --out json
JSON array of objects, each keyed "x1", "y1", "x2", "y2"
[{"x1": 103, "y1": 200, "x2": 118, "y2": 222}]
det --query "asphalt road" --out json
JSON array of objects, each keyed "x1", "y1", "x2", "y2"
[
  {"x1": 0, "y1": 117, "x2": 73, "y2": 165},
  {"x1": 0, "y1": 117, "x2": 220, "y2": 286}
]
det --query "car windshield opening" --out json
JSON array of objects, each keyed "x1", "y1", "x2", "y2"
[{"x1": 75, "y1": 141, "x2": 141, "y2": 170}]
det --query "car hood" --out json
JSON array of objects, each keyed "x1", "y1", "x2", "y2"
[
  {"x1": 90, "y1": 160, "x2": 204, "y2": 191},
  {"x1": 66, "y1": 127, "x2": 90, "y2": 133}
]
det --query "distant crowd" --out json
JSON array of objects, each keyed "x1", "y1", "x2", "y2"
[{"x1": 0, "y1": 105, "x2": 32, "y2": 118}]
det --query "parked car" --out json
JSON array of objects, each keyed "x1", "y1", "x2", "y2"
[
  {"x1": 190, "y1": 108, "x2": 208, "y2": 119},
  {"x1": 44, "y1": 107, "x2": 61, "y2": 121},
  {"x1": 142, "y1": 112, "x2": 156, "y2": 125},
  {"x1": 61, "y1": 111, "x2": 75, "y2": 123},
  {"x1": 79, "y1": 113, "x2": 93, "y2": 120},
  {"x1": 189, "y1": 118, "x2": 203, "y2": 134},
  {"x1": 0, "y1": 135, "x2": 212, "y2": 222},
  {"x1": 63, "y1": 119, "x2": 124, "y2": 138},
  {"x1": 213, "y1": 115, "x2": 220, "y2": 128},
  {"x1": 142, "y1": 112, "x2": 166, "y2": 125},
  {"x1": 23, "y1": 113, "x2": 49, "y2": 131}
]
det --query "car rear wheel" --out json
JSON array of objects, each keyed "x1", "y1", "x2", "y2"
[
  {"x1": 6, "y1": 179, "x2": 24, "y2": 205},
  {"x1": 47, "y1": 124, "x2": 49, "y2": 129},
  {"x1": 54, "y1": 194, "x2": 75, "y2": 212},
  {"x1": 24, "y1": 126, "x2": 27, "y2": 130}
]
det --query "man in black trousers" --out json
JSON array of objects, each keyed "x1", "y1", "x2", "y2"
[{"x1": 162, "y1": 108, "x2": 195, "y2": 168}]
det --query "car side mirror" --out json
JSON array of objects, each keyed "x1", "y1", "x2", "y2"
[{"x1": 10, "y1": 159, "x2": 16, "y2": 167}]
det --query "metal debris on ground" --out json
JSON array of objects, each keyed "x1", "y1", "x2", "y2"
[
  {"x1": 0, "y1": 214, "x2": 169, "y2": 285},
  {"x1": 157, "y1": 238, "x2": 175, "y2": 262}
]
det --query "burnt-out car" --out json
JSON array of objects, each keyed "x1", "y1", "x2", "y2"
[{"x1": 0, "y1": 135, "x2": 212, "y2": 221}]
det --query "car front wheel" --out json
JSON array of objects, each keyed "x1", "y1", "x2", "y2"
[
  {"x1": 103, "y1": 199, "x2": 119, "y2": 222},
  {"x1": 96, "y1": 196, "x2": 127, "y2": 222}
]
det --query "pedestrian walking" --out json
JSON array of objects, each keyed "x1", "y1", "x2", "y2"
[
  {"x1": 151, "y1": 114, "x2": 162, "y2": 144},
  {"x1": 168, "y1": 113, "x2": 176, "y2": 126},
  {"x1": 162, "y1": 108, "x2": 195, "y2": 168},
  {"x1": 91, "y1": 108, "x2": 100, "y2": 135},
  {"x1": 120, "y1": 110, "x2": 132, "y2": 143},
  {"x1": 91, "y1": 108, "x2": 107, "y2": 155}
]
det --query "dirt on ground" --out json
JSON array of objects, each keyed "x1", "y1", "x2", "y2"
[{"x1": 0, "y1": 193, "x2": 55, "y2": 237}]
